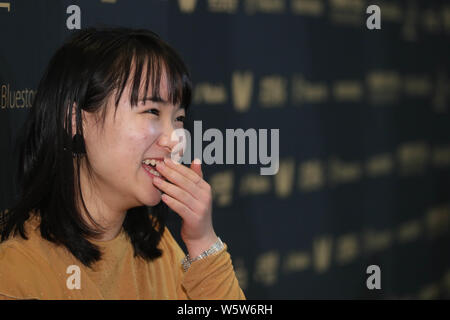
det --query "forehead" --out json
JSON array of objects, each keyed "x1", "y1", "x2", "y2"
[
  {"x1": 140, "y1": 66, "x2": 169, "y2": 98},
  {"x1": 116, "y1": 70, "x2": 182, "y2": 111},
  {"x1": 105, "y1": 56, "x2": 188, "y2": 121}
]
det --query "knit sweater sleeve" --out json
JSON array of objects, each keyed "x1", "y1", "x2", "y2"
[{"x1": 162, "y1": 227, "x2": 246, "y2": 300}]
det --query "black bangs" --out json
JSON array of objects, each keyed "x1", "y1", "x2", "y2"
[{"x1": 111, "y1": 31, "x2": 192, "y2": 113}]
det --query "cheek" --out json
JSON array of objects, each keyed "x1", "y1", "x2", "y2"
[
  {"x1": 123, "y1": 121, "x2": 162, "y2": 159},
  {"x1": 146, "y1": 120, "x2": 162, "y2": 137},
  {"x1": 90, "y1": 120, "x2": 163, "y2": 177}
]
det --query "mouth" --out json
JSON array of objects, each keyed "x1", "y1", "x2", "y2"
[{"x1": 142, "y1": 158, "x2": 166, "y2": 180}]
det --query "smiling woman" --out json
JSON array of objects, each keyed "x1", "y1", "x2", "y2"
[{"x1": 0, "y1": 27, "x2": 245, "y2": 300}]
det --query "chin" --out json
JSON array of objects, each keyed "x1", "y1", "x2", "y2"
[{"x1": 141, "y1": 190, "x2": 163, "y2": 207}]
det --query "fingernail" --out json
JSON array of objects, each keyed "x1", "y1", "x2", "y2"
[{"x1": 193, "y1": 158, "x2": 202, "y2": 165}]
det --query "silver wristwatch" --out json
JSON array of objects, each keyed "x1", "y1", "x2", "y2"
[{"x1": 181, "y1": 237, "x2": 224, "y2": 272}]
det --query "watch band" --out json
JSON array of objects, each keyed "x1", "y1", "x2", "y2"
[{"x1": 181, "y1": 237, "x2": 224, "y2": 272}]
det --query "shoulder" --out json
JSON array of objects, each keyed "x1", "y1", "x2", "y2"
[
  {"x1": 0, "y1": 237, "x2": 47, "y2": 299},
  {"x1": 0, "y1": 214, "x2": 47, "y2": 267},
  {"x1": 0, "y1": 216, "x2": 67, "y2": 299}
]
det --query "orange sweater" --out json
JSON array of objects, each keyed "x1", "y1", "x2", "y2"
[{"x1": 0, "y1": 214, "x2": 245, "y2": 300}]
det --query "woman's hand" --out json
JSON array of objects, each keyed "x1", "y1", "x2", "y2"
[{"x1": 152, "y1": 157, "x2": 218, "y2": 257}]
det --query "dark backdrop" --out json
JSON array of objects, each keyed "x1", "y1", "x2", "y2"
[{"x1": 1, "y1": 0, "x2": 449, "y2": 299}]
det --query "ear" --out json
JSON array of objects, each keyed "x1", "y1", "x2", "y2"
[
  {"x1": 71, "y1": 102, "x2": 77, "y2": 137},
  {"x1": 68, "y1": 102, "x2": 88, "y2": 137}
]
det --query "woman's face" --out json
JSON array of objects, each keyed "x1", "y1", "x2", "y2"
[{"x1": 81, "y1": 71, "x2": 186, "y2": 212}]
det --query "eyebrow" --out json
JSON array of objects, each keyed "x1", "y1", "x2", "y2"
[
  {"x1": 141, "y1": 96, "x2": 169, "y2": 104},
  {"x1": 140, "y1": 96, "x2": 184, "y2": 110}
]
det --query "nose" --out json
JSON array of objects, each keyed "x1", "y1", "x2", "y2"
[{"x1": 157, "y1": 124, "x2": 179, "y2": 153}]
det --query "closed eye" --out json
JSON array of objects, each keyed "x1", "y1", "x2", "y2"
[
  {"x1": 145, "y1": 108, "x2": 160, "y2": 116},
  {"x1": 145, "y1": 108, "x2": 185, "y2": 123}
]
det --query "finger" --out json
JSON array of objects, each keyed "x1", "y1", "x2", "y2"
[
  {"x1": 190, "y1": 158, "x2": 203, "y2": 179},
  {"x1": 161, "y1": 193, "x2": 196, "y2": 221},
  {"x1": 153, "y1": 176, "x2": 203, "y2": 214},
  {"x1": 156, "y1": 161, "x2": 207, "y2": 201},
  {"x1": 163, "y1": 157, "x2": 208, "y2": 189},
  {"x1": 156, "y1": 161, "x2": 200, "y2": 195}
]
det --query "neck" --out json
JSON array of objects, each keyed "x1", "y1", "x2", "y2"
[{"x1": 75, "y1": 159, "x2": 127, "y2": 242}]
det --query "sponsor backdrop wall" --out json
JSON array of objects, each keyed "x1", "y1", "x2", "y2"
[{"x1": 1, "y1": 0, "x2": 449, "y2": 299}]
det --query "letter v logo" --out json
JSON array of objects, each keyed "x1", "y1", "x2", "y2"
[
  {"x1": 178, "y1": 0, "x2": 197, "y2": 13},
  {"x1": 0, "y1": 2, "x2": 10, "y2": 12},
  {"x1": 232, "y1": 71, "x2": 253, "y2": 112}
]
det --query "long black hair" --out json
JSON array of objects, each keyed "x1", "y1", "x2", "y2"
[{"x1": 0, "y1": 27, "x2": 192, "y2": 267}]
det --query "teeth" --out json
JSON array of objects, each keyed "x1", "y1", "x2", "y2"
[
  {"x1": 142, "y1": 161, "x2": 163, "y2": 177},
  {"x1": 142, "y1": 159, "x2": 162, "y2": 167},
  {"x1": 149, "y1": 168, "x2": 161, "y2": 177}
]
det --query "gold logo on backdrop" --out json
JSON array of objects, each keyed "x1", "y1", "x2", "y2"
[
  {"x1": 335, "y1": 233, "x2": 359, "y2": 266},
  {"x1": 422, "y1": 8, "x2": 441, "y2": 34},
  {"x1": 232, "y1": 71, "x2": 253, "y2": 112},
  {"x1": 292, "y1": 75, "x2": 328, "y2": 105},
  {"x1": 208, "y1": 0, "x2": 238, "y2": 13},
  {"x1": 282, "y1": 251, "x2": 311, "y2": 274},
  {"x1": 253, "y1": 251, "x2": 280, "y2": 286},
  {"x1": 425, "y1": 204, "x2": 450, "y2": 238},
  {"x1": 444, "y1": 271, "x2": 450, "y2": 291},
  {"x1": 245, "y1": 0, "x2": 286, "y2": 15},
  {"x1": 273, "y1": 158, "x2": 295, "y2": 198},
  {"x1": 291, "y1": 0, "x2": 324, "y2": 17},
  {"x1": 366, "y1": 71, "x2": 401, "y2": 105},
  {"x1": 432, "y1": 145, "x2": 450, "y2": 168},
  {"x1": 362, "y1": 229, "x2": 393, "y2": 253},
  {"x1": 366, "y1": 153, "x2": 393, "y2": 178},
  {"x1": 432, "y1": 71, "x2": 448, "y2": 113},
  {"x1": 332, "y1": 80, "x2": 363, "y2": 102},
  {"x1": 233, "y1": 258, "x2": 248, "y2": 290},
  {"x1": 403, "y1": 75, "x2": 432, "y2": 97},
  {"x1": 239, "y1": 174, "x2": 271, "y2": 196},
  {"x1": 313, "y1": 235, "x2": 333, "y2": 273},
  {"x1": 259, "y1": 75, "x2": 287, "y2": 108},
  {"x1": 397, "y1": 141, "x2": 429, "y2": 176},
  {"x1": 298, "y1": 159, "x2": 325, "y2": 192},
  {"x1": 375, "y1": 1, "x2": 402, "y2": 22},
  {"x1": 210, "y1": 170, "x2": 234, "y2": 206},
  {"x1": 178, "y1": 0, "x2": 197, "y2": 13},
  {"x1": 397, "y1": 220, "x2": 422, "y2": 244},
  {"x1": 193, "y1": 83, "x2": 227, "y2": 105},
  {"x1": 0, "y1": 2, "x2": 10, "y2": 12},
  {"x1": 418, "y1": 284, "x2": 440, "y2": 300},
  {"x1": 329, "y1": 0, "x2": 364, "y2": 26},
  {"x1": 443, "y1": 6, "x2": 450, "y2": 33},
  {"x1": 1, "y1": 84, "x2": 36, "y2": 109},
  {"x1": 402, "y1": 1, "x2": 418, "y2": 41},
  {"x1": 328, "y1": 156, "x2": 362, "y2": 186}
]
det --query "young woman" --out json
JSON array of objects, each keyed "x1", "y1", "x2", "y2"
[{"x1": 0, "y1": 27, "x2": 245, "y2": 300}]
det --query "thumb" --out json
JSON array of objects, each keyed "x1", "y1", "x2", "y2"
[{"x1": 190, "y1": 158, "x2": 203, "y2": 179}]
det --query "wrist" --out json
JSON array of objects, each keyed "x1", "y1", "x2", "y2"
[
  {"x1": 184, "y1": 233, "x2": 218, "y2": 258},
  {"x1": 181, "y1": 236, "x2": 224, "y2": 272}
]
